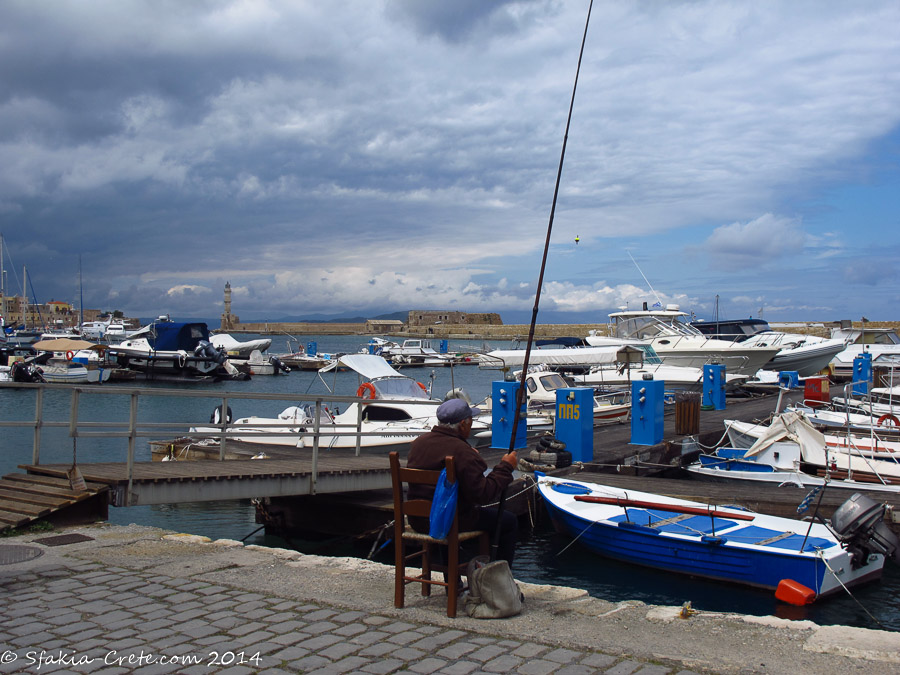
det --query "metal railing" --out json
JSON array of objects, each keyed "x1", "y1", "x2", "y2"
[{"x1": 0, "y1": 382, "x2": 436, "y2": 504}]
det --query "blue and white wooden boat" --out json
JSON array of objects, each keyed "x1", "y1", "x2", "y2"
[{"x1": 536, "y1": 474, "x2": 898, "y2": 600}]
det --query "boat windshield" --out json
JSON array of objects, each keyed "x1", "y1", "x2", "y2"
[
  {"x1": 614, "y1": 315, "x2": 702, "y2": 340},
  {"x1": 633, "y1": 345, "x2": 663, "y2": 365},
  {"x1": 373, "y1": 377, "x2": 430, "y2": 399},
  {"x1": 538, "y1": 373, "x2": 568, "y2": 392}
]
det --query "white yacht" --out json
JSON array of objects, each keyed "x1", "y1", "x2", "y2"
[{"x1": 603, "y1": 304, "x2": 781, "y2": 375}]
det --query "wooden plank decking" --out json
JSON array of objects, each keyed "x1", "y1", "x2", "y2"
[{"x1": 0, "y1": 473, "x2": 109, "y2": 532}]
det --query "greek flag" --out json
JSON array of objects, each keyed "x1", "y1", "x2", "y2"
[
  {"x1": 652, "y1": 301, "x2": 662, "y2": 308},
  {"x1": 796, "y1": 486, "x2": 822, "y2": 514}
]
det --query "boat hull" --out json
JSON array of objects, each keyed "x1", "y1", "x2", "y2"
[{"x1": 537, "y1": 476, "x2": 884, "y2": 597}]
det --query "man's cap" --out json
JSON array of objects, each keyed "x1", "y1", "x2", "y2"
[{"x1": 436, "y1": 398, "x2": 482, "y2": 424}]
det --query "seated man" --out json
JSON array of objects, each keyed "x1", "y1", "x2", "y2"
[{"x1": 406, "y1": 398, "x2": 518, "y2": 567}]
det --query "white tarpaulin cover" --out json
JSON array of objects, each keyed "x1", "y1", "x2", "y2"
[
  {"x1": 320, "y1": 353, "x2": 404, "y2": 379},
  {"x1": 479, "y1": 346, "x2": 620, "y2": 368}
]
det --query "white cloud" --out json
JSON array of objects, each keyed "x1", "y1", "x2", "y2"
[{"x1": 701, "y1": 213, "x2": 807, "y2": 269}]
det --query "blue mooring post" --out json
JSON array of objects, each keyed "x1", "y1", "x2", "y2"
[
  {"x1": 439, "y1": 339, "x2": 448, "y2": 354},
  {"x1": 555, "y1": 387, "x2": 593, "y2": 462},
  {"x1": 702, "y1": 364, "x2": 727, "y2": 410},
  {"x1": 631, "y1": 378, "x2": 664, "y2": 446},
  {"x1": 852, "y1": 353, "x2": 873, "y2": 396},
  {"x1": 367, "y1": 339, "x2": 377, "y2": 355},
  {"x1": 307, "y1": 341, "x2": 317, "y2": 356},
  {"x1": 491, "y1": 380, "x2": 527, "y2": 450}
]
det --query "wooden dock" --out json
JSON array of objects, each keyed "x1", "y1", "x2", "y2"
[
  {"x1": 18, "y1": 387, "x2": 880, "y2": 540},
  {"x1": 0, "y1": 473, "x2": 109, "y2": 532}
]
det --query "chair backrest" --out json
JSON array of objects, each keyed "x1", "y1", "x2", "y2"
[{"x1": 389, "y1": 451, "x2": 458, "y2": 527}]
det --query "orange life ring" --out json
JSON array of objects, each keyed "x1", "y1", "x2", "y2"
[
  {"x1": 417, "y1": 382, "x2": 427, "y2": 393},
  {"x1": 877, "y1": 414, "x2": 900, "y2": 428},
  {"x1": 357, "y1": 382, "x2": 377, "y2": 399},
  {"x1": 65, "y1": 350, "x2": 75, "y2": 361}
]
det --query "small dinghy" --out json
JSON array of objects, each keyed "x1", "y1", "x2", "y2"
[{"x1": 536, "y1": 473, "x2": 899, "y2": 602}]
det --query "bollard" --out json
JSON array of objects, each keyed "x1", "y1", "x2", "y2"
[
  {"x1": 439, "y1": 339, "x2": 449, "y2": 354},
  {"x1": 702, "y1": 364, "x2": 726, "y2": 411},
  {"x1": 307, "y1": 341, "x2": 318, "y2": 356},
  {"x1": 631, "y1": 377, "x2": 664, "y2": 446},
  {"x1": 555, "y1": 388, "x2": 593, "y2": 462},
  {"x1": 491, "y1": 381, "x2": 527, "y2": 450}
]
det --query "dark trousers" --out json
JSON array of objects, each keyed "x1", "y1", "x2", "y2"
[{"x1": 473, "y1": 507, "x2": 518, "y2": 569}]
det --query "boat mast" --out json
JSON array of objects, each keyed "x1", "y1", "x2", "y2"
[
  {"x1": 23, "y1": 265, "x2": 27, "y2": 329},
  {"x1": 0, "y1": 234, "x2": 6, "y2": 329}
]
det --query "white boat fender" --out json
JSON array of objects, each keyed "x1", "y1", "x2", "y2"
[{"x1": 210, "y1": 405, "x2": 233, "y2": 425}]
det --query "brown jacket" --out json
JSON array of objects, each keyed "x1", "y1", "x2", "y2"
[{"x1": 406, "y1": 425, "x2": 515, "y2": 531}]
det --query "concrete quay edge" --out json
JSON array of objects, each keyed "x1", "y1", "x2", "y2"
[{"x1": 0, "y1": 523, "x2": 897, "y2": 675}]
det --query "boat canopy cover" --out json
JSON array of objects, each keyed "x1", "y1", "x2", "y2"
[
  {"x1": 743, "y1": 411, "x2": 827, "y2": 460},
  {"x1": 321, "y1": 353, "x2": 403, "y2": 379},
  {"x1": 149, "y1": 322, "x2": 210, "y2": 351},
  {"x1": 480, "y1": 346, "x2": 620, "y2": 368},
  {"x1": 33, "y1": 338, "x2": 104, "y2": 352}
]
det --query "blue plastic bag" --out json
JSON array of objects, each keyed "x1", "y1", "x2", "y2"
[{"x1": 429, "y1": 468, "x2": 458, "y2": 539}]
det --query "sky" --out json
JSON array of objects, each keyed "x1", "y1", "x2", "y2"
[{"x1": 1, "y1": 0, "x2": 898, "y2": 325}]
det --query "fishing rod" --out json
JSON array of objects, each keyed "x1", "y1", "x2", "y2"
[{"x1": 492, "y1": 0, "x2": 594, "y2": 560}]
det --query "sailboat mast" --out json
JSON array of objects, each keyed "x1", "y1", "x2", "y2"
[
  {"x1": 0, "y1": 234, "x2": 6, "y2": 327},
  {"x1": 79, "y1": 255, "x2": 84, "y2": 330},
  {"x1": 23, "y1": 265, "x2": 27, "y2": 329}
]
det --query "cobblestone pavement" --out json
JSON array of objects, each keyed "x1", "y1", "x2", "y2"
[
  {"x1": 0, "y1": 555, "x2": 700, "y2": 675},
  {"x1": 4, "y1": 526, "x2": 899, "y2": 675}
]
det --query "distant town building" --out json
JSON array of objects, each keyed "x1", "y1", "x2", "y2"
[
  {"x1": 407, "y1": 310, "x2": 502, "y2": 327},
  {"x1": 366, "y1": 319, "x2": 404, "y2": 333}
]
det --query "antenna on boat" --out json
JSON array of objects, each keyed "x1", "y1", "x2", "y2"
[
  {"x1": 627, "y1": 250, "x2": 663, "y2": 308},
  {"x1": 495, "y1": 0, "x2": 594, "y2": 561}
]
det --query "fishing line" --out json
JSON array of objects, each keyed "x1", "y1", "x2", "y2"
[{"x1": 493, "y1": 0, "x2": 595, "y2": 560}]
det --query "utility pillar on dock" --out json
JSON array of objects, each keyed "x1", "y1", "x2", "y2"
[{"x1": 630, "y1": 377, "x2": 664, "y2": 446}]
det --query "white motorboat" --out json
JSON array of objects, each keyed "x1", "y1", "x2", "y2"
[
  {"x1": 573, "y1": 337, "x2": 749, "y2": 391},
  {"x1": 108, "y1": 320, "x2": 244, "y2": 381},
  {"x1": 191, "y1": 354, "x2": 489, "y2": 452},
  {"x1": 605, "y1": 304, "x2": 781, "y2": 375},
  {"x1": 691, "y1": 317, "x2": 847, "y2": 377},
  {"x1": 211, "y1": 333, "x2": 273, "y2": 356},
  {"x1": 829, "y1": 325, "x2": 900, "y2": 379},
  {"x1": 31, "y1": 338, "x2": 112, "y2": 384},
  {"x1": 725, "y1": 412, "x2": 900, "y2": 482},
  {"x1": 231, "y1": 349, "x2": 291, "y2": 376},
  {"x1": 363, "y1": 337, "x2": 457, "y2": 367},
  {"x1": 511, "y1": 366, "x2": 630, "y2": 425},
  {"x1": 829, "y1": 386, "x2": 900, "y2": 423}
]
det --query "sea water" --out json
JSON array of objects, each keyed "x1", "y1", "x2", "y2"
[{"x1": 1, "y1": 333, "x2": 898, "y2": 631}]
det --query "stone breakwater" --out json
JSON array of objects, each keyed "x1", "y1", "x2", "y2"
[{"x1": 1, "y1": 523, "x2": 899, "y2": 675}]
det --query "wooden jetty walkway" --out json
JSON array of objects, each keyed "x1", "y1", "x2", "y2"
[
  {"x1": 12, "y1": 386, "x2": 898, "y2": 537},
  {"x1": 0, "y1": 473, "x2": 109, "y2": 531}
]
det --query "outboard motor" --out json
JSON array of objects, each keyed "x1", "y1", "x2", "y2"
[
  {"x1": 831, "y1": 493, "x2": 900, "y2": 567},
  {"x1": 269, "y1": 356, "x2": 290, "y2": 374},
  {"x1": 194, "y1": 340, "x2": 227, "y2": 365},
  {"x1": 11, "y1": 361, "x2": 45, "y2": 383}
]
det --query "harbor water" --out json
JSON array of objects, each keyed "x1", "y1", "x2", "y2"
[{"x1": 1, "y1": 333, "x2": 898, "y2": 632}]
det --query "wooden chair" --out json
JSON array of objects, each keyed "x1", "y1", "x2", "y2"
[{"x1": 389, "y1": 451, "x2": 489, "y2": 617}]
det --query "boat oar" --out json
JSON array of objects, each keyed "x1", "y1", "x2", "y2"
[
  {"x1": 491, "y1": 0, "x2": 595, "y2": 561},
  {"x1": 572, "y1": 495, "x2": 755, "y2": 520}
]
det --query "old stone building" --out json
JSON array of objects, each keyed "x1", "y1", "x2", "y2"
[{"x1": 407, "y1": 310, "x2": 502, "y2": 327}]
